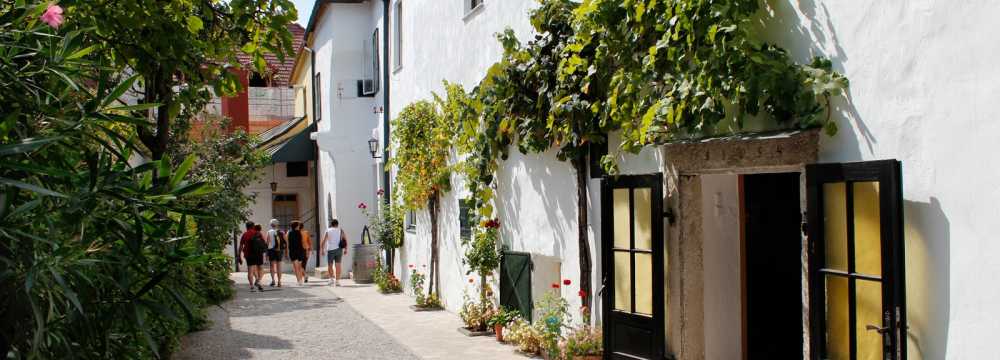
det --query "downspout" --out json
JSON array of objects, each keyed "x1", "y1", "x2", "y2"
[
  {"x1": 304, "y1": 45, "x2": 322, "y2": 269},
  {"x1": 381, "y1": 0, "x2": 393, "y2": 268},
  {"x1": 382, "y1": 0, "x2": 391, "y2": 203}
]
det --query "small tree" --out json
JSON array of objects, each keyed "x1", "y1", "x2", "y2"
[{"x1": 391, "y1": 100, "x2": 453, "y2": 298}]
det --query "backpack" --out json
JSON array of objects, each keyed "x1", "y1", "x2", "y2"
[
  {"x1": 276, "y1": 231, "x2": 287, "y2": 251},
  {"x1": 251, "y1": 232, "x2": 267, "y2": 254}
]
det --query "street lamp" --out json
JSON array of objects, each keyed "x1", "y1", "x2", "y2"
[{"x1": 368, "y1": 137, "x2": 381, "y2": 159}]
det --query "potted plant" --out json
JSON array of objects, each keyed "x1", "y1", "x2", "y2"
[
  {"x1": 560, "y1": 325, "x2": 603, "y2": 360},
  {"x1": 487, "y1": 308, "x2": 520, "y2": 342},
  {"x1": 458, "y1": 293, "x2": 494, "y2": 336}
]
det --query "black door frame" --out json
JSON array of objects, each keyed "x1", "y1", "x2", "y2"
[
  {"x1": 806, "y1": 160, "x2": 906, "y2": 360},
  {"x1": 601, "y1": 173, "x2": 665, "y2": 360}
]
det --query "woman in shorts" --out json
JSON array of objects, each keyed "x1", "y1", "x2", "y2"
[{"x1": 266, "y1": 219, "x2": 286, "y2": 287}]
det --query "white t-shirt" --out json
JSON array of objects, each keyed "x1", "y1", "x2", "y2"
[{"x1": 324, "y1": 227, "x2": 342, "y2": 253}]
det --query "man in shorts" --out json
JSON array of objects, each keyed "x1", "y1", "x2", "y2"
[
  {"x1": 320, "y1": 219, "x2": 348, "y2": 286},
  {"x1": 266, "y1": 219, "x2": 286, "y2": 287}
]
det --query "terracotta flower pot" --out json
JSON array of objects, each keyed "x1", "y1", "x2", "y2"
[{"x1": 494, "y1": 324, "x2": 504, "y2": 342}]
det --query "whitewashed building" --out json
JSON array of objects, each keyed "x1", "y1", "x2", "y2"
[{"x1": 300, "y1": 0, "x2": 998, "y2": 359}]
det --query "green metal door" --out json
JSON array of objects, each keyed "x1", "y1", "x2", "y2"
[{"x1": 500, "y1": 251, "x2": 532, "y2": 321}]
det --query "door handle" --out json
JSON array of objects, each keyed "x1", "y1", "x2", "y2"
[{"x1": 865, "y1": 324, "x2": 889, "y2": 334}]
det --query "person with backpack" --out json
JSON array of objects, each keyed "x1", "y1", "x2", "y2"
[
  {"x1": 287, "y1": 220, "x2": 311, "y2": 286},
  {"x1": 247, "y1": 224, "x2": 267, "y2": 292},
  {"x1": 320, "y1": 219, "x2": 349, "y2": 286},
  {"x1": 266, "y1": 219, "x2": 287, "y2": 287},
  {"x1": 238, "y1": 222, "x2": 258, "y2": 292}
]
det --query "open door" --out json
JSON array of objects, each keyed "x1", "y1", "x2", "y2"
[
  {"x1": 807, "y1": 160, "x2": 906, "y2": 360},
  {"x1": 601, "y1": 174, "x2": 665, "y2": 360}
]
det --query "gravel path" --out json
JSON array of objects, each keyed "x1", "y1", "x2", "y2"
[{"x1": 175, "y1": 273, "x2": 419, "y2": 360}]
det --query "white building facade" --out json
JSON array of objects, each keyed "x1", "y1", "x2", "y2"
[{"x1": 302, "y1": 0, "x2": 1000, "y2": 359}]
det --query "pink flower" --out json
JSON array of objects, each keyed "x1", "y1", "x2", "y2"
[
  {"x1": 40, "y1": 4, "x2": 64, "y2": 29},
  {"x1": 408, "y1": 264, "x2": 414, "y2": 269},
  {"x1": 357, "y1": 202, "x2": 367, "y2": 209},
  {"x1": 377, "y1": 189, "x2": 385, "y2": 196}
]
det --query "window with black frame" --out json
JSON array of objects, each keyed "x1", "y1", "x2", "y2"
[
  {"x1": 313, "y1": 72, "x2": 322, "y2": 121},
  {"x1": 459, "y1": 199, "x2": 473, "y2": 239}
]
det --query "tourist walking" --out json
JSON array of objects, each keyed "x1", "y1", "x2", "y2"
[
  {"x1": 320, "y1": 219, "x2": 348, "y2": 286},
  {"x1": 251, "y1": 224, "x2": 267, "y2": 291},
  {"x1": 238, "y1": 222, "x2": 261, "y2": 291},
  {"x1": 287, "y1": 221, "x2": 311, "y2": 285},
  {"x1": 266, "y1": 219, "x2": 287, "y2": 287}
]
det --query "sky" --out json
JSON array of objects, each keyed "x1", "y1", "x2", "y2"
[{"x1": 291, "y1": 0, "x2": 315, "y2": 26}]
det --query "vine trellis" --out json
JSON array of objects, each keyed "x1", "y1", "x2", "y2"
[{"x1": 392, "y1": 0, "x2": 848, "y2": 321}]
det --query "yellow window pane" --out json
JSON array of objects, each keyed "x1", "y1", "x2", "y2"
[
  {"x1": 823, "y1": 183, "x2": 848, "y2": 271},
  {"x1": 853, "y1": 182, "x2": 882, "y2": 277},
  {"x1": 633, "y1": 188, "x2": 652, "y2": 251},
  {"x1": 614, "y1": 251, "x2": 631, "y2": 311},
  {"x1": 613, "y1": 189, "x2": 631, "y2": 249},
  {"x1": 857, "y1": 280, "x2": 884, "y2": 360},
  {"x1": 635, "y1": 253, "x2": 653, "y2": 316},
  {"x1": 824, "y1": 276, "x2": 849, "y2": 360}
]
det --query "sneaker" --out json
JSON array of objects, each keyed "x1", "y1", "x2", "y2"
[{"x1": 256, "y1": 282, "x2": 264, "y2": 292}]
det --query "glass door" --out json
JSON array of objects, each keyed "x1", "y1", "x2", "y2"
[
  {"x1": 807, "y1": 160, "x2": 906, "y2": 360},
  {"x1": 601, "y1": 174, "x2": 665, "y2": 360}
]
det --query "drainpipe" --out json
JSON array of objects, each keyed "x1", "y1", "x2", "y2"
[
  {"x1": 381, "y1": 0, "x2": 392, "y2": 268},
  {"x1": 304, "y1": 46, "x2": 322, "y2": 269}
]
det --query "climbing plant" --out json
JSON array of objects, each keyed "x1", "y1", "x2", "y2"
[
  {"x1": 390, "y1": 100, "x2": 453, "y2": 298},
  {"x1": 396, "y1": 0, "x2": 849, "y2": 321}
]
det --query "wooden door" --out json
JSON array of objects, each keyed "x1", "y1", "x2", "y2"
[
  {"x1": 807, "y1": 160, "x2": 906, "y2": 360},
  {"x1": 601, "y1": 174, "x2": 665, "y2": 360}
]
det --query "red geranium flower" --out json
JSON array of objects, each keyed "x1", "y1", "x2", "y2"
[
  {"x1": 358, "y1": 202, "x2": 368, "y2": 209},
  {"x1": 408, "y1": 264, "x2": 414, "y2": 269},
  {"x1": 377, "y1": 189, "x2": 385, "y2": 196},
  {"x1": 563, "y1": 279, "x2": 571, "y2": 286},
  {"x1": 551, "y1": 283, "x2": 560, "y2": 289},
  {"x1": 578, "y1": 290, "x2": 587, "y2": 298}
]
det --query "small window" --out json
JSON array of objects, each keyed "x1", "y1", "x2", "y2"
[
  {"x1": 392, "y1": 1, "x2": 403, "y2": 71},
  {"x1": 406, "y1": 210, "x2": 416, "y2": 231},
  {"x1": 249, "y1": 72, "x2": 269, "y2": 87},
  {"x1": 287, "y1": 161, "x2": 308, "y2": 177},
  {"x1": 313, "y1": 72, "x2": 322, "y2": 121},
  {"x1": 464, "y1": 0, "x2": 484, "y2": 16},
  {"x1": 459, "y1": 199, "x2": 474, "y2": 240},
  {"x1": 359, "y1": 29, "x2": 380, "y2": 97}
]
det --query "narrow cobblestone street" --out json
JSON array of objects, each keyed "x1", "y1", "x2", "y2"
[{"x1": 175, "y1": 273, "x2": 419, "y2": 360}]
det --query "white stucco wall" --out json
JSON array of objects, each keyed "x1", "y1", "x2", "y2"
[
  {"x1": 700, "y1": 175, "x2": 741, "y2": 360},
  {"x1": 310, "y1": 1, "x2": 385, "y2": 276},
  {"x1": 758, "y1": 1, "x2": 1000, "y2": 358}
]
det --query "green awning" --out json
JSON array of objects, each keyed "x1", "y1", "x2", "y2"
[{"x1": 267, "y1": 123, "x2": 317, "y2": 163}]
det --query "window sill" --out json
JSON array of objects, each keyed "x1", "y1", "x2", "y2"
[{"x1": 463, "y1": 4, "x2": 484, "y2": 22}]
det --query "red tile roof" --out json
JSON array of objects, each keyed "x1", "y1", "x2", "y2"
[{"x1": 235, "y1": 23, "x2": 306, "y2": 87}]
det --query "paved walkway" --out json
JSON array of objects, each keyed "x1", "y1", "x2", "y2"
[
  {"x1": 177, "y1": 273, "x2": 527, "y2": 360},
  {"x1": 175, "y1": 273, "x2": 417, "y2": 360},
  {"x1": 329, "y1": 279, "x2": 527, "y2": 360}
]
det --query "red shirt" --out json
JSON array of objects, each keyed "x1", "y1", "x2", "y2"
[{"x1": 239, "y1": 229, "x2": 258, "y2": 257}]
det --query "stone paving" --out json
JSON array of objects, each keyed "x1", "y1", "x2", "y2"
[
  {"x1": 328, "y1": 279, "x2": 529, "y2": 360},
  {"x1": 177, "y1": 273, "x2": 529, "y2": 360},
  {"x1": 175, "y1": 273, "x2": 417, "y2": 360}
]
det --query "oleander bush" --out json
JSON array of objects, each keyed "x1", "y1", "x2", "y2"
[{"x1": 0, "y1": 1, "x2": 286, "y2": 358}]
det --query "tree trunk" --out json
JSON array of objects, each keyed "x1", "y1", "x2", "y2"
[
  {"x1": 572, "y1": 155, "x2": 593, "y2": 324},
  {"x1": 138, "y1": 69, "x2": 172, "y2": 161},
  {"x1": 428, "y1": 194, "x2": 441, "y2": 297}
]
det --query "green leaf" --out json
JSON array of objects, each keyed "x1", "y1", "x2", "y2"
[
  {"x1": 0, "y1": 177, "x2": 66, "y2": 197},
  {"x1": 0, "y1": 137, "x2": 62, "y2": 156},
  {"x1": 186, "y1": 16, "x2": 204, "y2": 33},
  {"x1": 65, "y1": 45, "x2": 96, "y2": 60},
  {"x1": 170, "y1": 155, "x2": 196, "y2": 189},
  {"x1": 102, "y1": 74, "x2": 140, "y2": 108}
]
